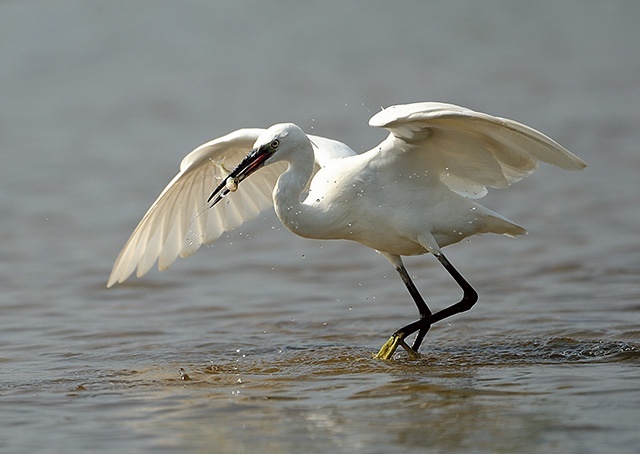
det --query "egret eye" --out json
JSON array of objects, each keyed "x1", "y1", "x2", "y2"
[{"x1": 270, "y1": 139, "x2": 280, "y2": 150}]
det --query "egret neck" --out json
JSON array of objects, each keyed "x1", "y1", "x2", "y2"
[{"x1": 271, "y1": 135, "x2": 326, "y2": 239}]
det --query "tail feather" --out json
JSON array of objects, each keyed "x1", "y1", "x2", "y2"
[{"x1": 480, "y1": 208, "x2": 527, "y2": 238}]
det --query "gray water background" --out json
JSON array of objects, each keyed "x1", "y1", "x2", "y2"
[{"x1": 1, "y1": 1, "x2": 639, "y2": 453}]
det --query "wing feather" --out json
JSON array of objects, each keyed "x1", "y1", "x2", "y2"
[
  {"x1": 369, "y1": 102, "x2": 586, "y2": 198},
  {"x1": 107, "y1": 128, "x2": 293, "y2": 287}
]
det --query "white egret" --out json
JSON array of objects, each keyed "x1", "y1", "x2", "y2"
[{"x1": 107, "y1": 102, "x2": 586, "y2": 359}]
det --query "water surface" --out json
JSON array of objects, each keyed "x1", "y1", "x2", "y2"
[{"x1": 1, "y1": 1, "x2": 639, "y2": 453}]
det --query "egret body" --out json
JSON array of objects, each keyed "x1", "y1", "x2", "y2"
[{"x1": 108, "y1": 102, "x2": 586, "y2": 359}]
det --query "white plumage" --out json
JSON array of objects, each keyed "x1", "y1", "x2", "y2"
[{"x1": 108, "y1": 102, "x2": 586, "y2": 358}]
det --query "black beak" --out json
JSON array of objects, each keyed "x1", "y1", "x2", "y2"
[{"x1": 207, "y1": 144, "x2": 273, "y2": 207}]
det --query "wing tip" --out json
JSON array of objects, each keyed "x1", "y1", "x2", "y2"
[
  {"x1": 567, "y1": 155, "x2": 588, "y2": 170},
  {"x1": 543, "y1": 147, "x2": 587, "y2": 171},
  {"x1": 106, "y1": 273, "x2": 121, "y2": 288}
]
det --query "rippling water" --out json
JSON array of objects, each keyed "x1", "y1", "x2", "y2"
[{"x1": 2, "y1": 1, "x2": 639, "y2": 453}]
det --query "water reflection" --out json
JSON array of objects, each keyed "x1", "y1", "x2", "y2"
[{"x1": 106, "y1": 338, "x2": 637, "y2": 452}]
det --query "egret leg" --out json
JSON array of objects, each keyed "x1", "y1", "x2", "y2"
[
  {"x1": 375, "y1": 252, "x2": 478, "y2": 360},
  {"x1": 428, "y1": 252, "x2": 479, "y2": 326},
  {"x1": 373, "y1": 263, "x2": 432, "y2": 360},
  {"x1": 394, "y1": 263, "x2": 432, "y2": 351}
]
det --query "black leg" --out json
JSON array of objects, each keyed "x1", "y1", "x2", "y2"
[
  {"x1": 394, "y1": 263, "x2": 432, "y2": 351},
  {"x1": 395, "y1": 263, "x2": 431, "y2": 319},
  {"x1": 375, "y1": 251, "x2": 478, "y2": 359},
  {"x1": 394, "y1": 252, "x2": 478, "y2": 343}
]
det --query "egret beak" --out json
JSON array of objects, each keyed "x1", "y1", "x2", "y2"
[{"x1": 207, "y1": 144, "x2": 273, "y2": 207}]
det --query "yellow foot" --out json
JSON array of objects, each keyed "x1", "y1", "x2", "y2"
[{"x1": 374, "y1": 334, "x2": 421, "y2": 360}]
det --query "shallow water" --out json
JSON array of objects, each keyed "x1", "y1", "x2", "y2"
[{"x1": 1, "y1": 1, "x2": 639, "y2": 453}]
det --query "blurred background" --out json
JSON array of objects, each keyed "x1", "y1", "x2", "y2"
[{"x1": 1, "y1": 1, "x2": 638, "y2": 452}]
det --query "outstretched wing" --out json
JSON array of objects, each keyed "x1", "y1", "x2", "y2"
[
  {"x1": 107, "y1": 126, "x2": 357, "y2": 287},
  {"x1": 369, "y1": 102, "x2": 586, "y2": 198},
  {"x1": 107, "y1": 128, "x2": 288, "y2": 287}
]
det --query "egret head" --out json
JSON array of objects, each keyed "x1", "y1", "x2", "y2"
[
  {"x1": 207, "y1": 123, "x2": 308, "y2": 206},
  {"x1": 256, "y1": 123, "x2": 311, "y2": 162}
]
